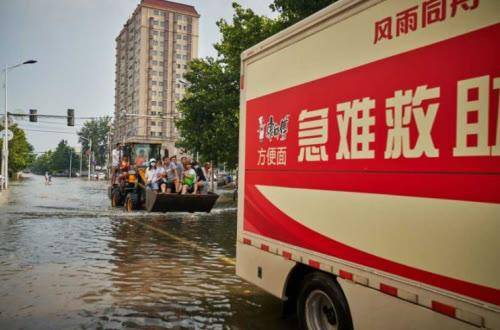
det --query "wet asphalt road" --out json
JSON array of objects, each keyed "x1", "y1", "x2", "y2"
[{"x1": 0, "y1": 175, "x2": 296, "y2": 329}]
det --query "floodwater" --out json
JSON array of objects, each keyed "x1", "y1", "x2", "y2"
[{"x1": 0, "y1": 175, "x2": 295, "y2": 329}]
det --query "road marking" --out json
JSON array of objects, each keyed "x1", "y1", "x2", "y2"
[{"x1": 129, "y1": 218, "x2": 236, "y2": 266}]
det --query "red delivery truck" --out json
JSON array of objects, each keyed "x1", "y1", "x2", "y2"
[{"x1": 236, "y1": 0, "x2": 500, "y2": 329}]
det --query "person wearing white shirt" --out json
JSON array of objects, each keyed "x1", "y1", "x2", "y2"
[
  {"x1": 111, "y1": 143, "x2": 122, "y2": 185},
  {"x1": 146, "y1": 159, "x2": 160, "y2": 191}
]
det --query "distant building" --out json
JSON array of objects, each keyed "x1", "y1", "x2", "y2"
[{"x1": 114, "y1": 0, "x2": 199, "y2": 156}]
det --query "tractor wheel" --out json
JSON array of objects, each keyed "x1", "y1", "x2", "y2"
[
  {"x1": 125, "y1": 193, "x2": 138, "y2": 212},
  {"x1": 111, "y1": 188, "x2": 123, "y2": 207}
]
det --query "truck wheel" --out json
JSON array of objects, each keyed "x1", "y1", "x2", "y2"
[
  {"x1": 111, "y1": 189, "x2": 122, "y2": 207},
  {"x1": 125, "y1": 193, "x2": 138, "y2": 212},
  {"x1": 297, "y1": 272, "x2": 352, "y2": 330}
]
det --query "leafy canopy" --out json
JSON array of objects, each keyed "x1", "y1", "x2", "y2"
[
  {"x1": 31, "y1": 140, "x2": 81, "y2": 175},
  {"x1": 0, "y1": 124, "x2": 35, "y2": 176},
  {"x1": 77, "y1": 117, "x2": 111, "y2": 166}
]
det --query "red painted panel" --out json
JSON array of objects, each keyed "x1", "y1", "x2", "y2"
[
  {"x1": 432, "y1": 301, "x2": 457, "y2": 317},
  {"x1": 309, "y1": 260, "x2": 321, "y2": 269},
  {"x1": 245, "y1": 24, "x2": 500, "y2": 204},
  {"x1": 380, "y1": 283, "x2": 398, "y2": 297},
  {"x1": 339, "y1": 270, "x2": 354, "y2": 281}
]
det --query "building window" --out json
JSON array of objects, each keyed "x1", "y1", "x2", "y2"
[
  {"x1": 152, "y1": 60, "x2": 158, "y2": 65},
  {"x1": 183, "y1": 35, "x2": 188, "y2": 40},
  {"x1": 177, "y1": 64, "x2": 181, "y2": 69},
  {"x1": 159, "y1": 61, "x2": 163, "y2": 66},
  {"x1": 160, "y1": 21, "x2": 165, "y2": 27},
  {"x1": 176, "y1": 34, "x2": 181, "y2": 40},
  {"x1": 183, "y1": 65, "x2": 187, "y2": 69},
  {"x1": 151, "y1": 101, "x2": 157, "y2": 106},
  {"x1": 153, "y1": 30, "x2": 158, "y2": 35},
  {"x1": 182, "y1": 55, "x2": 187, "y2": 60},
  {"x1": 152, "y1": 81, "x2": 157, "y2": 85},
  {"x1": 176, "y1": 44, "x2": 181, "y2": 49},
  {"x1": 154, "y1": 10, "x2": 160, "y2": 15},
  {"x1": 176, "y1": 54, "x2": 181, "y2": 59}
]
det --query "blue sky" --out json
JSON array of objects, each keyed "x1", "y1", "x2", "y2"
[{"x1": 0, "y1": 0, "x2": 274, "y2": 152}]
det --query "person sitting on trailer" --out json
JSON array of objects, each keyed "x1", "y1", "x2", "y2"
[
  {"x1": 202, "y1": 162, "x2": 212, "y2": 191},
  {"x1": 181, "y1": 162, "x2": 197, "y2": 195},
  {"x1": 146, "y1": 158, "x2": 160, "y2": 191},
  {"x1": 158, "y1": 156, "x2": 177, "y2": 193},
  {"x1": 171, "y1": 155, "x2": 184, "y2": 193},
  {"x1": 192, "y1": 161, "x2": 208, "y2": 194}
]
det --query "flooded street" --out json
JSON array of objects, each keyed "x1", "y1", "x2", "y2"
[{"x1": 0, "y1": 175, "x2": 294, "y2": 329}]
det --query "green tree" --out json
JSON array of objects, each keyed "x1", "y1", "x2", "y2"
[
  {"x1": 176, "y1": 58, "x2": 239, "y2": 167},
  {"x1": 31, "y1": 150, "x2": 54, "y2": 175},
  {"x1": 51, "y1": 140, "x2": 79, "y2": 174},
  {"x1": 77, "y1": 117, "x2": 111, "y2": 166},
  {"x1": 0, "y1": 124, "x2": 35, "y2": 177},
  {"x1": 270, "y1": 0, "x2": 338, "y2": 28},
  {"x1": 31, "y1": 141, "x2": 81, "y2": 175},
  {"x1": 176, "y1": 1, "x2": 336, "y2": 169}
]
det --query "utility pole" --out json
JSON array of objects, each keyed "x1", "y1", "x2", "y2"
[
  {"x1": 80, "y1": 148, "x2": 83, "y2": 177},
  {"x1": 69, "y1": 150, "x2": 72, "y2": 178},
  {"x1": 107, "y1": 131, "x2": 111, "y2": 180},
  {"x1": 1, "y1": 60, "x2": 37, "y2": 190},
  {"x1": 2, "y1": 64, "x2": 7, "y2": 190},
  {"x1": 89, "y1": 139, "x2": 92, "y2": 181}
]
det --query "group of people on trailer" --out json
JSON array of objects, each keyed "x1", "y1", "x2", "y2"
[
  {"x1": 111, "y1": 143, "x2": 212, "y2": 195},
  {"x1": 145, "y1": 156, "x2": 211, "y2": 195}
]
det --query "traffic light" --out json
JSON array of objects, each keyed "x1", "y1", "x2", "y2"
[
  {"x1": 67, "y1": 109, "x2": 74, "y2": 126},
  {"x1": 29, "y1": 109, "x2": 38, "y2": 122}
]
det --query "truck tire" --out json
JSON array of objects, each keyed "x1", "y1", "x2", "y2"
[
  {"x1": 125, "y1": 193, "x2": 138, "y2": 212},
  {"x1": 111, "y1": 188, "x2": 122, "y2": 207},
  {"x1": 297, "y1": 272, "x2": 353, "y2": 330}
]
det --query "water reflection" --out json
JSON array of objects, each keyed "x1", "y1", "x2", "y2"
[{"x1": 0, "y1": 176, "x2": 295, "y2": 329}]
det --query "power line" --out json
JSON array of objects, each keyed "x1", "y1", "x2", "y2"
[{"x1": 22, "y1": 128, "x2": 79, "y2": 135}]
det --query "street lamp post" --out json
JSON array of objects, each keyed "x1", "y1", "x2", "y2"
[
  {"x1": 68, "y1": 149, "x2": 72, "y2": 178},
  {"x1": 2, "y1": 60, "x2": 37, "y2": 190}
]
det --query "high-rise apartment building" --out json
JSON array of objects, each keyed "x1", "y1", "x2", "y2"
[{"x1": 114, "y1": 0, "x2": 199, "y2": 155}]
